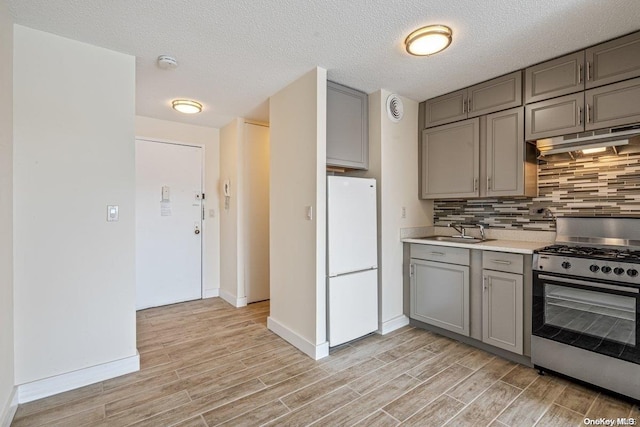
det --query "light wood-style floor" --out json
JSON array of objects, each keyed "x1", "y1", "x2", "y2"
[{"x1": 12, "y1": 298, "x2": 639, "y2": 426}]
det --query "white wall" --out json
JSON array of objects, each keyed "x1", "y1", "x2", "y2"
[
  {"x1": 0, "y1": 6, "x2": 15, "y2": 424},
  {"x1": 352, "y1": 90, "x2": 433, "y2": 333},
  {"x1": 135, "y1": 116, "x2": 221, "y2": 297},
  {"x1": 268, "y1": 68, "x2": 328, "y2": 359},
  {"x1": 219, "y1": 118, "x2": 246, "y2": 306},
  {"x1": 13, "y1": 26, "x2": 137, "y2": 387}
]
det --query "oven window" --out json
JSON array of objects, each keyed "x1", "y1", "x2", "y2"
[{"x1": 545, "y1": 284, "x2": 636, "y2": 346}]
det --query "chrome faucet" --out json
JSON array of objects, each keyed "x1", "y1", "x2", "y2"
[
  {"x1": 448, "y1": 223, "x2": 486, "y2": 240},
  {"x1": 448, "y1": 223, "x2": 466, "y2": 237}
]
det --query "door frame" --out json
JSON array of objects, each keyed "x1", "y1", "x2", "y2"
[{"x1": 135, "y1": 137, "x2": 207, "y2": 302}]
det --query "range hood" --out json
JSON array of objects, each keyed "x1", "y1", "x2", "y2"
[{"x1": 536, "y1": 125, "x2": 640, "y2": 161}]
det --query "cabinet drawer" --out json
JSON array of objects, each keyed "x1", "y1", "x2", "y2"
[
  {"x1": 482, "y1": 251, "x2": 523, "y2": 274},
  {"x1": 411, "y1": 244, "x2": 470, "y2": 265},
  {"x1": 586, "y1": 31, "x2": 640, "y2": 89},
  {"x1": 468, "y1": 71, "x2": 522, "y2": 118},
  {"x1": 525, "y1": 51, "x2": 585, "y2": 103},
  {"x1": 585, "y1": 77, "x2": 640, "y2": 131},
  {"x1": 525, "y1": 92, "x2": 584, "y2": 141}
]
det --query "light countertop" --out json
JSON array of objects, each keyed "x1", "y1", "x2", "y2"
[{"x1": 402, "y1": 237, "x2": 550, "y2": 254}]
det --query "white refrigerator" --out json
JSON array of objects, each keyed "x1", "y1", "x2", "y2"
[{"x1": 327, "y1": 176, "x2": 378, "y2": 347}]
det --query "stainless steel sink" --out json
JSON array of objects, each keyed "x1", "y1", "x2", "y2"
[{"x1": 419, "y1": 235, "x2": 495, "y2": 244}]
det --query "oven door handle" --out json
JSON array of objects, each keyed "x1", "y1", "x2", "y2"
[{"x1": 537, "y1": 274, "x2": 639, "y2": 294}]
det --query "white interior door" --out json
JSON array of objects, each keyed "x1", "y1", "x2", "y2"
[
  {"x1": 243, "y1": 123, "x2": 270, "y2": 303},
  {"x1": 136, "y1": 139, "x2": 203, "y2": 309}
]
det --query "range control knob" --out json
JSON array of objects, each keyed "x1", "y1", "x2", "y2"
[
  {"x1": 589, "y1": 265, "x2": 600, "y2": 273},
  {"x1": 614, "y1": 267, "x2": 625, "y2": 276},
  {"x1": 561, "y1": 261, "x2": 571, "y2": 269},
  {"x1": 627, "y1": 269, "x2": 638, "y2": 277},
  {"x1": 601, "y1": 266, "x2": 612, "y2": 274}
]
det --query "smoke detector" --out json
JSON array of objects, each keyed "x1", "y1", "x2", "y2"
[
  {"x1": 157, "y1": 55, "x2": 178, "y2": 70},
  {"x1": 386, "y1": 94, "x2": 404, "y2": 123}
]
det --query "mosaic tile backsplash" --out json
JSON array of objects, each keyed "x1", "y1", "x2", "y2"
[{"x1": 434, "y1": 152, "x2": 640, "y2": 231}]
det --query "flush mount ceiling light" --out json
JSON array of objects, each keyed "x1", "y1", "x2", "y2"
[
  {"x1": 171, "y1": 99, "x2": 203, "y2": 114},
  {"x1": 405, "y1": 25, "x2": 452, "y2": 56}
]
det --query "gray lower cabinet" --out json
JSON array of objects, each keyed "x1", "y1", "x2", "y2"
[
  {"x1": 586, "y1": 31, "x2": 640, "y2": 89},
  {"x1": 482, "y1": 251, "x2": 524, "y2": 355},
  {"x1": 482, "y1": 270, "x2": 523, "y2": 355},
  {"x1": 525, "y1": 92, "x2": 584, "y2": 141},
  {"x1": 525, "y1": 51, "x2": 585, "y2": 104},
  {"x1": 424, "y1": 71, "x2": 522, "y2": 128},
  {"x1": 410, "y1": 258, "x2": 470, "y2": 337},
  {"x1": 326, "y1": 81, "x2": 368, "y2": 169},
  {"x1": 585, "y1": 77, "x2": 640, "y2": 130},
  {"x1": 421, "y1": 118, "x2": 479, "y2": 198}
]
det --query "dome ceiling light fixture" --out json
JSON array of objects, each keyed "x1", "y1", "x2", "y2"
[
  {"x1": 171, "y1": 99, "x2": 203, "y2": 114},
  {"x1": 405, "y1": 25, "x2": 453, "y2": 56}
]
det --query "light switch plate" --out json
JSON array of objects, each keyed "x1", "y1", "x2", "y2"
[{"x1": 107, "y1": 205, "x2": 119, "y2": 222}]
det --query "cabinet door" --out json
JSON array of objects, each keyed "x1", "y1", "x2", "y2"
[
  {"x1": 411, "y1": 259, "x2": 469, "y2": 336},
  {"x1": 424, "y1": 89, "x2": 467, "y2": 128},
  {"x1": 326, "y1": 81, "x2": 368, "y2": 169},
  {"x1": 525, "y1": 92, "x2": 584, "y2": 140},
  {"x1": 585, "y1": 77, "x2": 640, "y2": 131},
  {"x1": 468, "y1": 71, "x2": 522, "y2": 118},
  {"x1": 421, "y1": 118, "x2": 480, "y2": 199},
  {"x1": 586, "y1": 31, "x2": 640, "y2": 89},
  {"x1": 485, "y1": 107, "x2": 524, "y2": 197},
  {"x1": 525, "y1": 51, "x2": 585, "y2": 103},
  {"x1": 482, "y1": 270, "x2": 523, "y2": 354}
]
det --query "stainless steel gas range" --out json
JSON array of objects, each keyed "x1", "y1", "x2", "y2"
[{"x1": 532, "y1": 217, "x2": 640, "y2": 401}]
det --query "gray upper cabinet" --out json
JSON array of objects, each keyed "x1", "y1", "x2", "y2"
[
  {"x1": 484, "y1": 107, "x2": 536, "y2": 197},
  {"x1": 585, "y1": 77, "x2": 640, "y2": 131},
  {"x1": 421, "y1": 118, "x2": 480, "y2": 199},
  {"x1": 525, "y1": 92, "x2": 584, "y2": 140},
  {"x1": 424, "y1": 71, "x2": 522, "y2": 128},
  {"x1": 586, "y1": 31, "x2": 640, "y2": 89},
  {"x1": 467, "y1": 71, "x2": 522, "y2": 118},
  {"x1": 525, "y1": 51, "x2": 585, "y2": 103},
  {"x1": 423, "y1": 89, "x2": 467, "y2": 128},
  {"x1": 326, "y1": 81, "x2": 368, "y2": 169}
]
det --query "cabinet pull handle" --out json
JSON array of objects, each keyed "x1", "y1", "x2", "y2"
[
  {"x1": 474, "y1": 178, "x2": 478, "y2": 192},
  {"x1": 487, "y1": 176, "x2": 491, "y2": 191},
  {"x1": 462, "y1": 98, "x2": 467, "y2": 114},
  {"x1": 491, "y1": 259, "x2": 512, "y2": 265},
  {"x1": 586, "y1": 104, "x2": 591, "y2": 124},
  {"x1": 586, "y1": 61, "x2": 591, "y2": 81},
  {"x1": 468, "y1": 97, "x2": 472, "y2": 112},
  {"x1": 410, "y1": 264, "x2": 415, "y2": 276},
  {"x1": 483, "y1": 276, "x2": 487, "y2": 291},
  {"x1": 429, "y1": 251, "x2": 445, "y2": 256},
  {"x1": 578, "y1": 64, "x2": 582, "y2": 84},
  {"x1": 578, "y1": 106, "x2": 583, "y2": 125}
]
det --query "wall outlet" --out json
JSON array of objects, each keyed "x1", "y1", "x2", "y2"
[{"x1": 529, "y1": 206, "x2": 545, "y2": 215}]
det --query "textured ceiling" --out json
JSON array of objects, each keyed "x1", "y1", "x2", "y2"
[{"x1": 7, "y1": 0, "x2": 640, "y2": 129}]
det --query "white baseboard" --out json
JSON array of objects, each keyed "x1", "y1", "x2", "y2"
[
  {"x1": 0, "y1": 387, "x2": 18, "y2": 427},
  {"x1": 17, "y1": 352, "x2": 140, "y2": 404},
  {"x1": 378, "y1": 314, "x2": 410, "y2": 335},
  {"x1": 203, "y1": 288, "x2": 219, "y2": 299},
  {"x1": 267, "y1": 317, "x2": 329, "y2": 360},
  {"x1": 219, "y1": 289, "x2": 247, "y2": 308}
]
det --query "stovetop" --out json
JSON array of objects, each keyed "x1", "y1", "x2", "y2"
[{"x1": 537, "y1": 244, "x2": 640, "y2": 263}]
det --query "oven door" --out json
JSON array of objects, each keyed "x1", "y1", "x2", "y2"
[{"x1": 533, "y1": 271, "x2": 640, "y2": 365}]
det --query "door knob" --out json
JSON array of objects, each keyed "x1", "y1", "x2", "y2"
[{"x1": 194, "y1": 224, "x2": 201, "y2": 235}]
